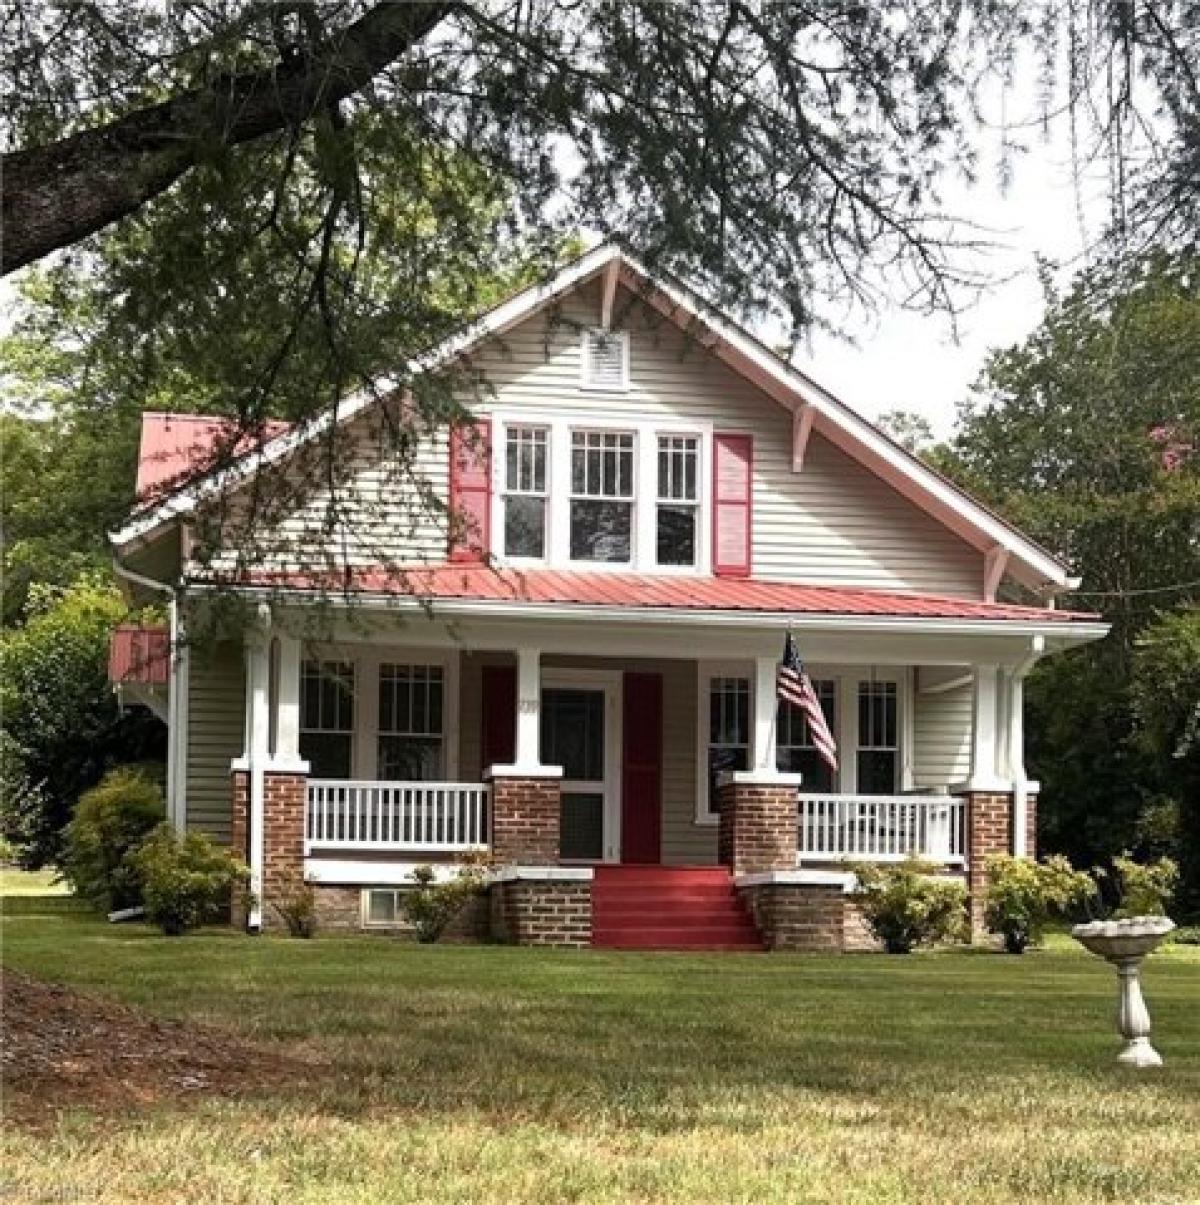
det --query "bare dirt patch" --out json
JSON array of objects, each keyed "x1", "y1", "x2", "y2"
[{"x1": 1, "y1": 969, "x2": 314, "y2": 1126}]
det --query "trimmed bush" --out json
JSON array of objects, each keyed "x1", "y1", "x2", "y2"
[
  {"x1": 984, "y1": 855, "x2": 1096, "y2": 953},
  {"x1": 851, "y1": 858, "x2": 967, "y2": 954},
  {"x1": 401, "y1": 863, "x2": 486, "y2": 943},
  {"x1": 130, "y1": 825, "x2": 248, "y2": 935},
  {"x1": 61, "y1": 768, "x2": 165, "y2": 911},
  {"x1": 1108, "y1": 854, "x2": 1179, "y2": 917}
]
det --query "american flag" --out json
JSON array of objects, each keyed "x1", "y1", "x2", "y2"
[{"x1": 777, "y1": 632, "x2": 838, "y2": 772}]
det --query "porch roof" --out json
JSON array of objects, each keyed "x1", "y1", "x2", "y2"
[{"x1": 222, "y1": 565, "x2": 1100, "y2": 625}]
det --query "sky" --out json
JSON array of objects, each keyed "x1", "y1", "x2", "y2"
[{"x1": 794, "y1": 103, "x2": 1110, "y2": 439}]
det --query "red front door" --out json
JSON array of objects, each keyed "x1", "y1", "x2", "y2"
[{"x1": 621, "y1": 672, "x2": 663, "y2": 863}]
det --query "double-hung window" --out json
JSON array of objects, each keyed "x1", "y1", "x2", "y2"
[
  {"x1": 503, "y1": 425, "x2": 548, "y2": 558},
  {"x1": 570, "y1": 430, "x2": 634, "y2": 562},
  {"x1": 377, "y1": 663, "x2": 444, "y2": 781},
  {"x1": 300, "y1": 660, "x2": 355, "y2": 778},
  {"x1": 656, "y1": 434, "x2": 699, "y2": 566},
  {"x1": 706, "y1": 675, "x2": 750, "y2": 815},
  {"x1": 856, "y1": 680, "x2": 899, "y2": 793},
  {"x1": 777, "y1": 679, "x2": 838, "y2": 792}
]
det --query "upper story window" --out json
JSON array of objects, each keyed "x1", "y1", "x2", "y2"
[
  {"x1": 377, "y1": 663, "x2": 444, "y2": 781},
  {"x1": 857, "y1": 680, "x2": 898, "y2": 794},
  {"x1": 300, "y1": 660, "x2": 355, "y2": 778},
  {"x1": 777, "y1": 679, "x2": 838, "y2": 792},
  {"x1": 656, "y1": 434, "x2": 699, "y2": 566},
  {"x1": 503, "y1": 425, "x2": 548, "y2": 559},
  {"x1": 570, "y1": 430, "x2": 634, "y2": 562},
  {"x1": 581, "y1": 329, "x2": 629, "y2": 390}
]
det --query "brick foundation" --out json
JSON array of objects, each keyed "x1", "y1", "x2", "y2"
[
  {"x1": 717, "y1": 776, "x2": 799, "y2": 877},
  {"x1": 965, "y1": 791, "x2": 1015, "y2": 938},
  {"x1": 489, "y1": 879, "x2": 591, "y2": 946},
  {"x1": 310, "y1": 884, "x2": 490, "y2": 938},
  {"x1": 737, "y1": 882, "x2": 883, "y2": 952},
  {"x1": 229, "y1": 769, "x2": 307, "y2": 930},
  {"x1": 489, "y1": 774, "x2": 562, "y2": 864}
]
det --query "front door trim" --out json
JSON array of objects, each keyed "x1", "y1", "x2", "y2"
[{"x1": 541, "y1": 668, "x2": 622, "y2": 862}]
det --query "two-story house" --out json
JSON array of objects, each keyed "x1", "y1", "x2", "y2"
[{"x1": 108, "y1": 244, "x2": 1108, "y2": 950}]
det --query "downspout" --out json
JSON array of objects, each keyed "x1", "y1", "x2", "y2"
[
  {"x1": 112, "y1": 558, "x2": 187, "y2": 832},
  {"x1": 1009, "y1": 635, "x2": 1045, "y2": 858}
]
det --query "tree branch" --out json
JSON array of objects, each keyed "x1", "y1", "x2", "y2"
[{"x1": 1, "y1": 1, "x2": 455, "y2": 274}]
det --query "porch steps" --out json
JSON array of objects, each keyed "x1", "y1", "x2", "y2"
[{"x1": 591, "y1": 866, "x2": 764, "y2": 952}]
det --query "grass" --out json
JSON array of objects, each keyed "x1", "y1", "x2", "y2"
[{"x1": 2, "y1": 874, "x2": 1199, "y2": 1204}]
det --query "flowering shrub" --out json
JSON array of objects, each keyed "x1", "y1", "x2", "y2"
[
  {"x1": 1107, "y1": 854, "x2": 1179, "y2": 917},
  {"x1": 850, "y1": 858, "x2": 967, "y2": 954},
  {"x1": 984, "y1": 855, "x2": 1096, "y2": 953}
]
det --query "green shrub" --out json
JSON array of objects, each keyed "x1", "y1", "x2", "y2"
[
  {"x1": 1168, "y1": 924, "x2": 1200, "y2": 946},
  {"x1": 61, "y1": 768, "x2": 165, "y2": 911},
  {"x1": 273, "y1": 867, "x2": 317, "y2": 937},
  {"x1": 984, "y1": 855, "x2": 1096, "y2": 953},
  {"x1": 130, "y1": 825, "x2": 248, "y2": 935},
  {"x1": 850, "y1": 859, "x2": 967, "y2": 954},
  {"x1": 1108, "y1": 853, "x2": 1179, "y2": 917},
  {"x1": 401, "y1": 863, "x2": 486, "y2": 943}
]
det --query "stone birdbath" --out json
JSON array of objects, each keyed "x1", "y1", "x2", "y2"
[{"x1": 1072, "y1": 916, "x2": 1176, "y2": 1068}]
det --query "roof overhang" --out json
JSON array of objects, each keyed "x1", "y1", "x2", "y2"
[{"x1": 111, "y1": 243, "x2": 1074, "y2": 591}]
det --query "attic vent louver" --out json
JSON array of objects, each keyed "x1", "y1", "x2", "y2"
[{"x1": 582, "y1": 329, "x2": 629, "y2": 389}]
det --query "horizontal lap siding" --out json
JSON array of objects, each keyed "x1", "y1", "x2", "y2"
[
  {"x1": 201, "y1": 279, "x2": 983, "y2": 594},
  {"x1": 185, "y1": 641, "x2": 245, "y2": 844},
  {"x1": 913, "y1": 681, "x2": 972, "y2": 788}
]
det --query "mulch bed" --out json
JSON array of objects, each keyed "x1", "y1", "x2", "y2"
[{"x1": 1, "y1": 969, "x2": 314, "y2": 1126}]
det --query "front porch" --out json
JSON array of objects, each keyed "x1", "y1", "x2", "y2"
[{"x1": 222, "y1": 601, "x2": 1046, "y2": 946}]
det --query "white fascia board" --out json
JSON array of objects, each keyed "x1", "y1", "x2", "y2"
[
  {"x1": 197, "y1": 583, "x2": 1110, "y2": 643},
  {"x1": 110, "y1": 245, "x2": 622, "y2": 550},
  {"x1": 616, "y1": 250, "x2": 1071, "y2": 589}
]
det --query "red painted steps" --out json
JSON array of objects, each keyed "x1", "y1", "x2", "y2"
[{"x1": 591, "y1": 865, "x2": 764, "y2": 951}]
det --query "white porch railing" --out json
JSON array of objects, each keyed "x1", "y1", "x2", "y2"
[
  {"x1": 798, "y1": 794, "x2": 965, "y2": 864},
  {"x1": 305, "y1": 780, "x2": 490, "y2": 853}
]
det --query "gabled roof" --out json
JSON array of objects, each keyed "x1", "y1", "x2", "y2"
[
  {"x1": 111, "y1": 243, "x2": 1073, "y2": 591},
  {"x1": 135, "y1": 412, "x2": 292, "y2": 500}
]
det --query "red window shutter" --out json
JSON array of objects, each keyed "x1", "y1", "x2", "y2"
[
  {"x1": 712, "y1": 432, "x2": 752, "y2": 578},
  {"x1": 449, "y1": 419, "x2": 491, "y2": 562}
]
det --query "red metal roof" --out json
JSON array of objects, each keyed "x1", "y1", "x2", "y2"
[
  {"x1": 136, "y1": 412, "x2": 291, "y2": 500},
  {"x1": 230, "y1": 565, "x2": 1099, "y2": 624},
  {"x1": 108, "y1": 625, "x2": 170, "y2": 685}
]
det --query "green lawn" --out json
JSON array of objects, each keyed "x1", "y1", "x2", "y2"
[{"x1": 2, "y1": 880, "x2": 1199, "y2": 1204}]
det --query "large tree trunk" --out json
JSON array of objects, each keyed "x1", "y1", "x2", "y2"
[{"x1": 1, "y1": 2, "x2": 453, "y2": 275}]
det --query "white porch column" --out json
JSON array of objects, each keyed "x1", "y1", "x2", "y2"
[
  {"x1": 242, "y1": 605, "x2": 272, "y2": 931},
  {"x1": 960, "y1": 662, "x2": 1008, "y2": 792},
  {"x1": 514, "y1": 646, "x2": 542, "y2": 771},
  {"x1": 752, "y1": 655, "x2": 779, "y2": 773},
  {"x1": 274, "y1": 633, "x2": 303, "y2": 766},
  {"x1": 1009, "y1": 670, "x2": 1028, "y2": 857}
]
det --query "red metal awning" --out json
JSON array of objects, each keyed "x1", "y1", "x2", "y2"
[{"x1": 108, "y1": 625, "x2": 170, "y2": 685}]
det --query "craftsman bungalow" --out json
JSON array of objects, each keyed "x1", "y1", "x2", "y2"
[{"x1": 108, "y1": 244, "x2": 1107, "y2": 950}]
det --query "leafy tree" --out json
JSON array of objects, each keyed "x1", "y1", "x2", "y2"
[
  {"x1": 944, "y1": 250, "x2": 1200, "y2": 912},
  {"x1": 877, "y1": 409, "x2": 937, "y2": 455},
  {"x1": 0, "y1": 575, "x2": 165, "y2": 866}
]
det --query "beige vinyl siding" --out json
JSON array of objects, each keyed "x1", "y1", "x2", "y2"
[
  {"x1": 201, "y1": 278, "x2": 984, "y2": 595},
  {"x1": 185, "y1": 641, "x2": 245, "y2": 844},
  {"x1": 458, "y1": 652, "x2": 713, "y2": 865},
  {"x1": 912, "y1": 678, "x2": 972, "y2": 789}
]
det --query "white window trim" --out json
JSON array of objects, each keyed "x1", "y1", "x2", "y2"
[
  {"x1": 694, "y1": 662, "x2": 912, "y2": 825},
  {"x1": 579, "y1": 328, "x2": 631, "y2": 392},
  {"x1": 499, "y1": 423, "x2": 551, "y2": 563},
  {"x1": 361, "y1": 886, "x2": 405, "y2": 929},
  {"x1": 490, "y1": 410, "x2": 711, "y2": 575},
  {"x1": 299, "y1": 658, "x2": 357, "y2": 778},
  {"x1": 305, "y1": 643, "x2": 460, "y2": 782}
]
